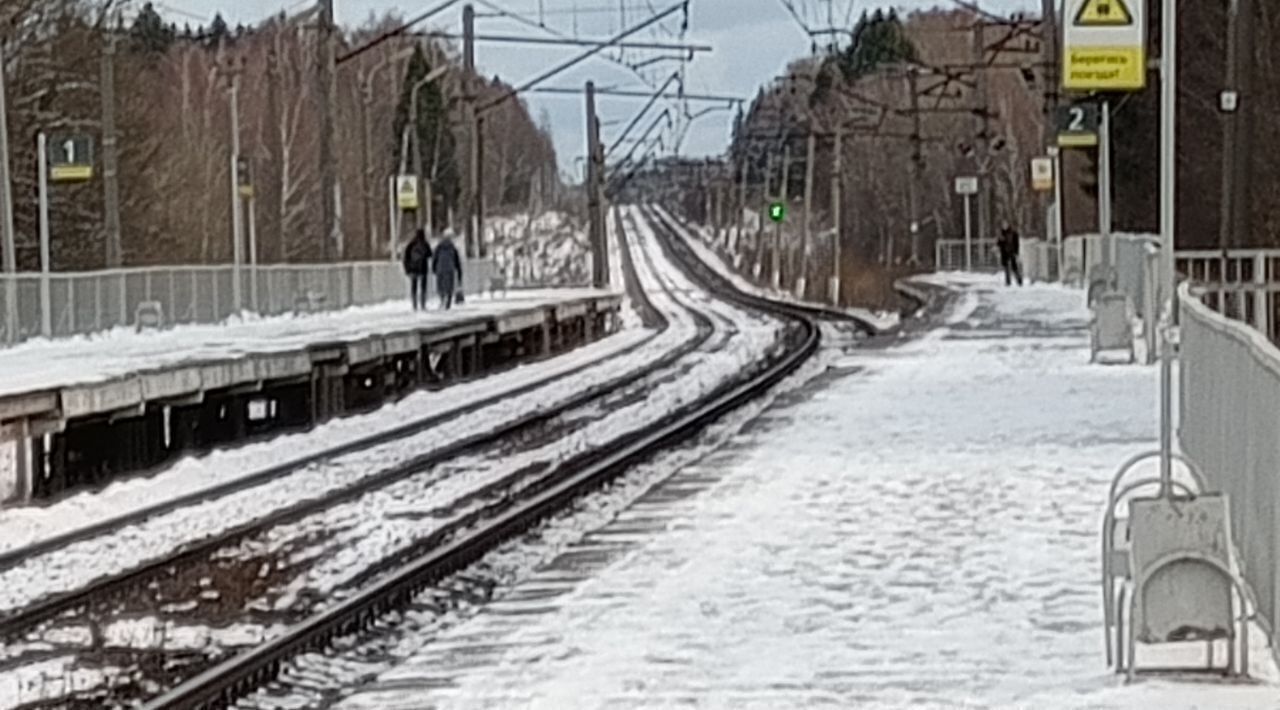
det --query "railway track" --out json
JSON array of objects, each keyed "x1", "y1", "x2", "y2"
[
  {"x1": 0, "y1": 221, "x2": 717, "y2": 639},
  {"x1": 118, "y1": 205, "x2": 846, "y2": 709},
  {"x1": 1, "y1": 205, "x2": 865, "y2": 710},
  {"x1": 0, "y1": 208, "x2": 761, "y2": 709}
]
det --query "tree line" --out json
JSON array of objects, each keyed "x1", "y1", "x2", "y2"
[
  {"x1": 0, "y1": 1, "x2": 559, "y2": 271},
  {"x1": 718, "y1": 8, "x2": 1052, "y2": 271},
  {"x1": 657, "y1": 2, "x2": 1280, "y2": 283}
]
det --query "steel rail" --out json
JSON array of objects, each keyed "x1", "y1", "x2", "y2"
[
  {"x1": 0, "y1": 307, "x2": 654, "y2": 576},
  {"x1": 0, "y1": 237, "x2": 707, "y2": 642},
  {"x1": 139, "y1": 209, "x2": 855, "y2": 709}
]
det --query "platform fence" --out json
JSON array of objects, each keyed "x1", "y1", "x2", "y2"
[
  {"x1": 1179, "y1": 283, "x2": 1280, "y2": 647},
  {"x1": 0, "y1": 259, "x2": 497, "y2": 345}
]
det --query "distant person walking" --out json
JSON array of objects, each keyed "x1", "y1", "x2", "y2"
[
  {"x1": 402, "y1": 228, "x2": 433, "y2": 310},
  {"x1": 433, "y1": 229, "x2": 464, "y2": 310},
  {"x1": 998, "y1": 221, "x2": 1023, "y2": 287}
]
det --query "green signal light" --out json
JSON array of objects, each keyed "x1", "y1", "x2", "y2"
[{"x1": 768, "y1": 202, "x2": 786, "y2": 223}]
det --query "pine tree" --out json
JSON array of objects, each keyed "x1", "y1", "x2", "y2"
[
  {"x1": 392, "y1": 47, "x2": 460, "y2": 230},
  {"x1": 837, "y1": 8, "x2": 918, "y2": 80},
  {"x1": 207, "y1": 13, "x2": 230, "y2": 48},
  {"x1": 129, "y1": 2, "x2": 175, "y2": 54}
]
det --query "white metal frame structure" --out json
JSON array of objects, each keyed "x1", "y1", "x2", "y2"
[
  {"x1": 1124, "y1": 494, "x2": 1253, "y2": 680},
  {"x1": 1101, "y1": 451, "x2": 1208, "y2": 670}
]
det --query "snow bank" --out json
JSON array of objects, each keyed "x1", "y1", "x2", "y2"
[{"x1": 483, "y1": 212, "x2": 591, "y2": 288}]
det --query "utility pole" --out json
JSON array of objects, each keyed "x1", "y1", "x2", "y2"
[
  {"x1": 360, "y1": 76, "x2": 376, "y2": 258},
  {"x1": 1100, "y1": 101, "x2": 1114, "y2": 275},
  {"x1": 800, "y1": 131, "x2": 816, "y2": 298},
  {"x1": 586, "y1": 81, "x2": 606, "y2": 288},
  {"x1": 101, "y1": 20, "x2": 122, "y2": 268},
  {"x1": 318, "y1": 0, "x2": 338, "y2": 261},
  {"x1": 1157, "y1": 0, "x2": 1177, "y2": 497},
  {"x1": 972, "y1": 20, "x2": 992, "y2": 247},
  {"x1": 406, "y1": 67, "x2": 450, "y2": 232},
  {"x1": 462, "y1": 4, "x2": 478, "y2": 259},
  {"x1": 1219, "y1": 0, "x2": 1256, "y2": 294},
  {"x1": 267, "y1": 29, "x2": 283, "y2": 264},
  {"x1": 248, "y1": 187, "x2": 259, "y2": 310},
  {"x1": 477, "y1": 115, "x2": 487, "y2": 258},
  {"x1": 774, "y1": 143, "x2": 790, "y2": 290},
  {"x1": 831, "y1": 125, "x2": 842, "y2": 305},
  {"x1": 0, "y1": 50, "x2": 17, "y2": 344},
  {"x1": 735, "y1": 153, "x2": 747, "y2": 254},
  {"x1": 37, "y1": 133, "x2": 51, "y2": 338},
  {"x1": 757, "y1": 151, "x2": 773, "y2": 280},
  {"x1": 907, "y1": 67, "x2": 924, "y2": 264},
  {"x1": 227, "y1": 61, "x2": 244, "y2": 313},
  {"x1": 1041, "y1": 0, "x2": 1060, "y2": 246},
  {"x1": 1041, "y1": 0, "x2": 1059, "y2": 149}
]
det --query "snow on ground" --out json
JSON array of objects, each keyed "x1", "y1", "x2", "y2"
[
  {"x1": 0, "y1": 288, "x2": 607, "y2": 401},
  {"x1": 262, "y1": 214, "x2": 780, "y2": 608},
  {"x1": 336, "y1": 274, "x2": 1280, "y2": 710},
  {"x1": 484, "y1": 212, "x2": 590, "y2": 288},
  {"x1": 656, "y1": 206, "x2": 902, "y2": 333},
  {"x1": 0, "y1": 320, "x2": 723, "y2": 615},
  {"x1": 0, "y1": 325, "x2": 653, "y2": 555},
  {"x1": 0, "y1": 205, "x2": 781, "y2": 617},
  {"x1": 0, "y1": 654, "x2": 120, "y2": 710}
]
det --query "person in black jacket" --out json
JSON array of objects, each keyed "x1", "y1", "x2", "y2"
[
  {"x1": 998, "y1": 221, "x2": 1023, "y2": 286},
  {"x1": 433, "y1": 230, "x2": 464, "y2": 310},
  {"x1": 402, "y1": 228, "x2": 433, "y2": 310}
]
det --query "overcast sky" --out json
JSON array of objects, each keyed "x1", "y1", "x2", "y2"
[{"x1": 156, "y1": 0, "x2": 1038, "y2": 177}]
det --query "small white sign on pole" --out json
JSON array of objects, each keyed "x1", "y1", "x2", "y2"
[
  {"x1": 1031, "y1": 158, "x2": 1055, "y2": 192},
  {"x1": 954, "y1": 176, "x2": 979, "y2": 195}
]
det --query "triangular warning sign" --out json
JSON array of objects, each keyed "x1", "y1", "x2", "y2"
[{"x1": 1075, "y1": 0, "x2": 1133, "y2": 26}]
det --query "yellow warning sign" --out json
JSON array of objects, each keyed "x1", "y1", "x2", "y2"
[
  {"x1": 396, "y1": 176, "x2": 419, "y2": 211},
  {"x1": 1075, "y1": 0, "x2": 1133, "y2": 26},
  {"x1": 1064, "y1": 47, "x2": 1145, "y2": 90},
  {"x1": 1062, "y1": 0, "x2": 1146, "y2": 91}
]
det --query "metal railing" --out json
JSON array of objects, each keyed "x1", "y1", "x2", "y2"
[
  {"x1": 0, "y1": 260, "x2": 497, "y2": 345},
  {"x1": 934, "y1": 237, "x2": 1059, "y2": 283},
  {"x1": 1178, "y1": 283, "x2": 1280, "y2": 645},
  {"x1": 1175, "y1": 248, "x2": 1280, "y2": 344},
  {"x1": 1071, "y1": 234, "x2": 1163, "y2": 362},
  {"x1": 935, "y1": 238, "x2": 1000, "y2": 272}
]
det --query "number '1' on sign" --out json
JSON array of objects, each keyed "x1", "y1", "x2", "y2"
[{"x1": 49, "y1": 135, "x2": 94, "y2": 182}]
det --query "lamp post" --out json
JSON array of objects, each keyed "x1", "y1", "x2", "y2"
[
  {"x1": 406, "y1": 64, "x2": 451, "y2": 232},
  {"x1": 360, "y1": 48, "x2": 413, "y2": 258}
]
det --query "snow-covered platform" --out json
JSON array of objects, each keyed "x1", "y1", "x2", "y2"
[
  {"x1": 336, "y1": 274, "x2": 1279, "y2": 710},
  {"x1": 0, "y1": 289, "x2": 616, "y2": 420},
  {"x1": 0, "y1": 289, "x2": 619, "y2": 500}
]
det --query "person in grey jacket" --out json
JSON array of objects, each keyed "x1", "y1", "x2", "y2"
[{"x1": 432, "y1": 230, "x2": 463, "y2": 310}]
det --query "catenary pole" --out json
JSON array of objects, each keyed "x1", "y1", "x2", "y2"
[{"x1": 0, "y1": 52, "x2": 17, "y2": 344}]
